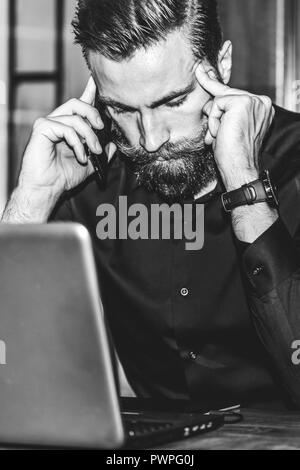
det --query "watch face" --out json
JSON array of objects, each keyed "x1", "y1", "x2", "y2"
[
  {"x1": 221, "y1": 193, "x2": 233, "y2": 213},
  {"x1": 262, "y1": 170, "x2": 279, "y2": 207}
]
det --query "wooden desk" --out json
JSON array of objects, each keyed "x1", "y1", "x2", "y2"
[
  {"x1": 1, "y1": 408, "x2": 299, "y2": 450},
  {"x1": 153, "y1": 409, "x2": 300, "y2": 450}
]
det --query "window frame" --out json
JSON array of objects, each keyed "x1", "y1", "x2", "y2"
[{"x1": 276, "y1": 0, "x2": 300, "y2": 111}]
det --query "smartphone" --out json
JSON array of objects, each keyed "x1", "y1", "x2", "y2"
[{"x1": 87, "y1": 92, "x2": 112, "y2": 189}]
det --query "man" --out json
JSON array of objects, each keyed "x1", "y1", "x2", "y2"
[{"x1": 2, "y1": 0, "x2": 300, "y2": 409}]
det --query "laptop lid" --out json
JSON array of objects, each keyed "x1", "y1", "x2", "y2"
[{"x1": 0, "y1": 223, "x2": 124, "y2": 449}]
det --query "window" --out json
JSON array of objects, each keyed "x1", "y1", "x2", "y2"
[
  {"x1": 0, "y1": 0, "x2": 8, "y2": 212},
  {"x1": 8, "y1": 0, "x2": 65, "y2": 189},
  {"x1": 219, "y1": 0, "x2": 277, "y2": 100},
  {"x1": 276, "y1": 0, "x2": 300, "y2": 111}
]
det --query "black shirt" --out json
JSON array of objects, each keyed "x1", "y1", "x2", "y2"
[{"x1": 50, "y1": 105, "x2": 300, "y2": 409}]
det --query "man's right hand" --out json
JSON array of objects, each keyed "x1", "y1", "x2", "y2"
[
  {"x1": 2, "y1": 77, "x2": 116, "y2": 223},
  {"x1": 20, "y1": 77, "x2": 104, "y2": 195}
]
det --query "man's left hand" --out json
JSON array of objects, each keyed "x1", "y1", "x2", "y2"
[{"x1": 196, "y1": 64, "x2": 275, "y2": 191}]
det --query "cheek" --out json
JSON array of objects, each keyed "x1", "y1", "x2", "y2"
[{"x1": 111, "y1": 113, "x2": 140, "y2": 146}]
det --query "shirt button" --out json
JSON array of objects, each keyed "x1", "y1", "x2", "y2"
[
  {"x1": 189, "y1": 351, "x2": 197, "y2": 361},
  {"x1": 180, "y1": 287, "x2": 189, "y2": 297},
  {"x1": 252, "y1": 266, "x2": 264, "y2": 276}
]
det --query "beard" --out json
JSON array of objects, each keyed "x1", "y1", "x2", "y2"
[{"x1": 111, "y1": 120, "x2": 217, "y2": 203}]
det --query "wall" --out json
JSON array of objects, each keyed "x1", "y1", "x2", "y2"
[
  {"x1": 219, "y1": 0, "x2": 277, "y2": 99},
  {"x1": 64, "y1": 0, "x2": 89, "y2": 100},
  {"x1": 0, "y1": 0, "x2": 9, "y2": 213},
  {"x1": 10, "y1": 0, "x2": 89, "y2": 189}
]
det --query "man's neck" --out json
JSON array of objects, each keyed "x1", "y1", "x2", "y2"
[{"x1": 194, "y1": 179, "x2": 218, "y2": 201}]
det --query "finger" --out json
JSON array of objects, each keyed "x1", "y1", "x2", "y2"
[
  {"x1": 48, "y1": 115, "x2": 102, "y2": 156},
  {"x1": 38, "y1": 119, "x2": 87, "y2": 164},
  {"x1": 48, "y1": 99, "x2": 104, "y2": 130},
  {"x1": 204, "y1": 98, "x2": 227, "y2": 145},
  {"x1": 206, "y1": 95, "x2": 239, "y2": 119},
  {"x1": 105, "y1": 142, "x2": 117, "y2": 162},
  {"x1": 270, "y1": 105, "x2": 275, "y2": 124},
  {"x1": 205, "y1": 118, "x2": 221, "y2": 145},
  {"x1": 202, "y1": 99, "x2": 214, "y2": 117},
  {"x1": 86, "y1": 159, "x2": 96, "y2": 177},
  {"x1": 205, "y1": 129, "x2": 215, "y2": 147},
  {"x1": 204, "y1": 95, "x2": 248, "y2": 144},
  {"x1": 195, "y1": 64, "x2": 230, "y2": 97},
  {"x1": 80, "y1": 76, "x2": 97, "y2": 105}
]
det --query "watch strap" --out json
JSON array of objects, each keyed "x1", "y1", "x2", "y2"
[{"x1": 221, "y1": 170, "x2": 278, "y2": 212}]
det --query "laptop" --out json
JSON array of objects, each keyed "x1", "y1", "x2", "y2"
[{"x1": 0, "y1": 223, "x2": 225, "y2": 449}]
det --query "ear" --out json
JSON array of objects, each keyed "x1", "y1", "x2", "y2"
[{"x1": 217, "y1": 40, "x2": 232, "y2": 85}]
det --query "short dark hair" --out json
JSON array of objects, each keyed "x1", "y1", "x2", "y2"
[{"x1": 72, "y1": 0, "x2": 223, "y2": 67}]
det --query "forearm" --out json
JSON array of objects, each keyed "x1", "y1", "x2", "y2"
[
  {"x1": 249, "y1": 278, "x2": 300, "y2": 407},
  {"x1": 1, "y1": 186, "x2": 59, "y2": 224},
  {"x1": 232, "y1": 203, "x2": 279, "y2": 243},
  {"x1": 241, "y1": 219, "x2": 300, "y2": 407},
  {"x1": 223, "y1": 166, "x2": 300, "y2": 404}
]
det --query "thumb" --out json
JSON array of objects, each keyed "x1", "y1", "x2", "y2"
[
  {"x1": 105, "y1": 142, "x2": 117, "y2": 163},
  {"x1": 80, "y1": 76, "x2": 97, "y2": 105}
]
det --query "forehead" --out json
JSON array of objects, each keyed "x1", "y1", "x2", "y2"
[{"x1": 89, "y1": 31, "x2": 197, "y2": 107}]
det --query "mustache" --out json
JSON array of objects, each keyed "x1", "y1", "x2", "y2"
[{"x1": 111, "y1": 123, "x2": 209, "y2": 165}]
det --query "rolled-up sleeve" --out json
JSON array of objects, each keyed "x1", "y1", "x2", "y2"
[
  {"x1": 238, "y1": 218, "x2": 300, "y2": 407},
  {"x1": 242, "y1": 219, "x2": 300, "y2": 298}
]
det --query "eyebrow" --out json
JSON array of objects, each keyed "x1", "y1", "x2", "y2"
[{"x1": 97, "y1": 82, "x2": 196, "y2": 112}]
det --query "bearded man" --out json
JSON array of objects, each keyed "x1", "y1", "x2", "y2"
[{"x1": 3, "y1": 0, "x2": 300, "y2": 410}]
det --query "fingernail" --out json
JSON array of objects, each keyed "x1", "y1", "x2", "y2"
[
  {"x1": 208, "y1": 70, "x2": 216, "y2": 80},
  {"x1": 97, "y1": 117, "x2": 104, "y2": 129},
  {"x1": 95, "y1": 140, "x2": 102, "y2": 153},
  {"x1": 81, "y1": 149, "x2": 88, "y2": 163},
  {"x1": 106, "y1": 143, "x2": 116, "y2": 161}
]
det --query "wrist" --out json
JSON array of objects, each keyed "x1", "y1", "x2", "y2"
[
  {"x1": 1, "y1": 185, "x2": 60, "y2": 224},
  {"x1": 232, "y1": 204, "x2": 279, "y2": 243},
  {"x1": 220, "y1": 167, "x2": 259, "y2": 192}
]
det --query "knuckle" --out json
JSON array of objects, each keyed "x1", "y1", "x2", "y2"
[
  {"x1": 260, "y1": 94, "x2": 271, "y2": 103},
  {"x1": 33, "y1": 117, "x2": 46, "y2": 130},
  {"x1": 209, "y1": 100, "x2": 218, "y2": 115},
  {"x1": 86, "y1": 104, "x2": 98, "y2": 119},
  {"x1": 73, "y1": 114, "x2": 85, "y2": 126},
  {"x1": 91, "y1": 105, "x2": 100, "y2": 115},
  {"x1": 68, "y1": 125, "x2": 77, "y2": 137},
  {"x1": 241, "y1": 95, "x2": 252, "y2": 106},
  {"x1": 67, "y1": 129, "x2": 79, "y2": 144},
  {"x1": 262, "y1": 95, "x2": 273, "y2": 109},
  {"x1": 271, "y1": 106, "x2": 276, "y2": 118},
  {"x1": 68, "y1": 98, "x2": 78, "y2": 106}
]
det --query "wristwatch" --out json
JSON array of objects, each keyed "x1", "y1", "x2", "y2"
[{"x1": 221, "y1": 169, "x2": 278, "y2": 213}]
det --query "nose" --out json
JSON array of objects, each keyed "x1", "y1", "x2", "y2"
[{"x1": 139, "y1": 113, "x2": 170, "y2": 153}]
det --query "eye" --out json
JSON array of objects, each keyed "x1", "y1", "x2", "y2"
[
  {"x1": 110, "y1": 106, "x2": 136, "y2": 116},
  {"x1": 166, "y1": 95, "x2": 188, "y2": 109},
  {"x1": 110, "y1": 107, "x2": 128, "y2": 116}
]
